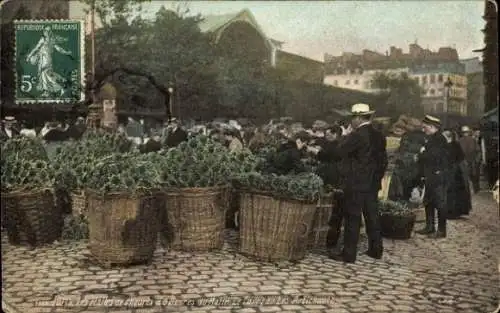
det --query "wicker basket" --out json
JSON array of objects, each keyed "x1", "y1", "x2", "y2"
[
  {"x1": 308, "y1": 192, "x2": 335, "y2": 249},
  {"x1": 161, "y1": 186, "x2": 226, "y2": 252},
  {"x1": 71, "y1": 190, "x2": 88, "y2": 216},
  {"x1": 86, "y1": 190, "x2": 161, "y2": 267},
  {"x1": 2, "y1": 188, "x2": 62, "y2": 247},
  {"x1": 239, "y1": 191, "x2": 317, "y2": 262}
]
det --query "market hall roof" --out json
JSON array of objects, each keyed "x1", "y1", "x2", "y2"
[{"x1": 197, "y1": 8, "x2": 283, "y2": 48}]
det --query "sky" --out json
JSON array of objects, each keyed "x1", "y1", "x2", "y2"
[{"x1": 70, "y1": 0, "x2": 486, "y2": 62}]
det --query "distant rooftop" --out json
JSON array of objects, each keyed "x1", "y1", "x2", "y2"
[{"x1": 460, "y1": 57, "x2": 483, "y2": 74}]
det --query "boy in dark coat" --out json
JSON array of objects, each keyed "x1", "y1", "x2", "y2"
[{"x1": 416, "y1": 115, "x2": 450, "y2": 238}]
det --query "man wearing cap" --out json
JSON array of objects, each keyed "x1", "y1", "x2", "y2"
[
  {"x1": 1, "y1": 116, "x2": 20, "y2": 139},
  {"x1": 162, "y1": 118, "x2": 188, "y2": 148},
  {"x1": 459, "y1": 125, "x2": 481, "y2": 193},
  {"x1": 416, "y1": 115, "x2": 449, "y2": 238},
  {"x1": 328, "y1": 103, "x2": 387, "y2": 263}
]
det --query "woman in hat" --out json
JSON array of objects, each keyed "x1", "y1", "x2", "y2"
[{"x1": 443, "y1": 130, "x2": 472, "y2": 219}]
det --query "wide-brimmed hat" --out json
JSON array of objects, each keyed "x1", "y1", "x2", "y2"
[
  {"x1": 4, "y1": 116, "x2": 15, "y2": 122},
  {"x1": 422, "y1": 115, "x2": 441, "y2": 128},
  {"x1": 349, "y1": 103, "x2": 375, "y2": 116}
]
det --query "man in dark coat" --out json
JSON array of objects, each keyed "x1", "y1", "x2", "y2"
[
  {"x1": 459, "y1": 125, "x2": 481, "y2": 193},
  {"x1": 416, "y1": 115, "x2": 449, "y2": 238},
  {"x1": 329, "y1": 103, "x2": 387, "y2": 263},
  {"x1": 313, "y1": 125, "x2": 343, "y2": 187},
  {"x1": 308, "y1": 125, "x2": 345, "y2": 251},
  {"x1": 263, "y1": 131, "x2": 309, "y2": 175},
  {"x1": 1, "y1": 116, "x2": 20, "y2": 139},
  {"x1": 162, "y1": 118, "x2": 188, "y2": 148}
]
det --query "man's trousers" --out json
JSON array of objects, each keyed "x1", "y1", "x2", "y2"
[{"x1": 328, "y1": 191, "x2": 383, "y2": 262}]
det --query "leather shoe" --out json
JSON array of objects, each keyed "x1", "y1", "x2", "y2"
[
  {"x1": 416, "y1": 227, "x2": 435, "y2": 235},
  {"x1": 364, "y1": 250, "x2": 382, "y2": 259},
  {"x1": 428, "y1": 230, "x2": 446, "y2": 238},
  {"x1": 328, "y1": 250, "x2": 355, "y2": 263}
]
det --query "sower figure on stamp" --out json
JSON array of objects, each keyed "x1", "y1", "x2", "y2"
[
  {"x1": 415, "y1": 115, "x2": 449, "y2": 238},
  {"x1": 328, "y1": 103, "x2": 387, "y2": 263}
]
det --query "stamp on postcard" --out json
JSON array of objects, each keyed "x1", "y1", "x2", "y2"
[{"x1": 14, "y1": 20, "x2": 85, "y2": 104}]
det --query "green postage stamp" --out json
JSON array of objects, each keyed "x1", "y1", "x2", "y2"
[{"x1": 14, "y1": 20, "x2": 85, "y2": 104}]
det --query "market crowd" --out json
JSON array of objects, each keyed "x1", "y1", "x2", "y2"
[{"x1": 0, "y1": 103, "x2": 490, "y2": 264}]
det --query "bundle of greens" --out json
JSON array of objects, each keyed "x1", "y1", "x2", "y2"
[
  {"x1": 84, "y1": 153, "x2": 161, "y2": 194},
  {"x1": 51, "y1": 133, "x2": 135, "y2": 191},
  {"x1": 1, "y1": 156, "x2": 55, "y2": 192},
  {"x1": 1, "y1": 137, "x2": 48, "y2": 162},
  {"x1": 61, "y1": 214, "x2": 89, "y2": 241},
  {"x1": 378, "y1": 200, "x2": 413, "y2": 216},
  {"x1": 232, "y1": 172, "x2": 323, "y2": 203},
  {"x1": 159, "y1": 136, "x2": 259, "y2": 188}
]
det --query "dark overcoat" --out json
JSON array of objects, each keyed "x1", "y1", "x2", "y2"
[{"x1": 336, "y1": 124, "x2": 388, "y2": 194}]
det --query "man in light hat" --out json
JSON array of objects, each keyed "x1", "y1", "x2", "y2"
[
  {"x1": 415, "y1": 115, "x2": 449, "y2": 238},
  {"x1": 1, "y1": 116, "x2": 20, "y2": 139},
  {"x1": 328, "y1": 103, "x2": 387, "y2": 263},
  {"x1": 458, "y1": 125, "x2": 481, "y2": 193}
]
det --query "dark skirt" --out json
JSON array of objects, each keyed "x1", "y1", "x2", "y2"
[{"x1": 446, "y1": 162, "x2": 472, "y2": 219}]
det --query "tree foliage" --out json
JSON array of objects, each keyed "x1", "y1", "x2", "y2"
[
  {"x1": 371, "y1": 72, "x2": 423, "y2": 118},
  {"x1": 89, "y1": 2, "x2": 217, "y2": 119}
]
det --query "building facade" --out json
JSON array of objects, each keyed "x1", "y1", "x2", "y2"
[
  {"x1": 411, "y1": 62, "x2": 467, "y2": 115},
  {"x1": 461, "y1": 57, "x2": 485, "y2": 117},
  {"x1": 323, "y1": 44, "x2": 468, "y2": 115},
  {"x1": 324, "y1": 67, "x2": 409, "y2": 93}
]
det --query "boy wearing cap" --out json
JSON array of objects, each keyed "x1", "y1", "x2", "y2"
[{"x1": 416, "y1": 115, "x2": 450, "y2": 238}]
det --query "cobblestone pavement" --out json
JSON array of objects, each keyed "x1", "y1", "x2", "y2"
[{"x1": 2, "y1": 192, "x2": 499, "y2": 313}]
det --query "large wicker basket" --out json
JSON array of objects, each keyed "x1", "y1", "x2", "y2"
[
  {"x1": 239, "y1": 191, "x2": 317, "y2": 262},
  {"x1": 161, "y1": 186, "x2": 226, "y2": 252},
  {"x1": 86, "y1": 190, "x2": 161, "y2": 267},
  {"x1": 308, "y1": 192, "x2": 336, "y2": 249},
  {"x1": 2, "y1": 188, "x2": 62, "y2": 247},
  {"x1": 71, "y1": 189, "x2": 88, "y2": 216}
]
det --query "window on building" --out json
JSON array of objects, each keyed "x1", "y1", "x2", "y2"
[
  {"x1": 345, "y1": 80, "x2": 350, "y2": 85},
  {"x1": 415, "y1": 77, "x2": 420, "y2": 84},
  {"x1": 354, "y1": 80, "x2": 359, "y2": 85},
  {"x1": 430, "y1": 89, "x2": 435, "y2": 95},
  {"x1": 334, "y1": 80, "x2": 338, "y2": 86},
  {"x1": 430, "y1": 74, "x2": 436, "y2": 83},
  {"x1": 422, "y1": 76, "x2": 428, "y2": 84},
  {"x1": 438, "y1": 74, "x2": 443, "y2": 82}
]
